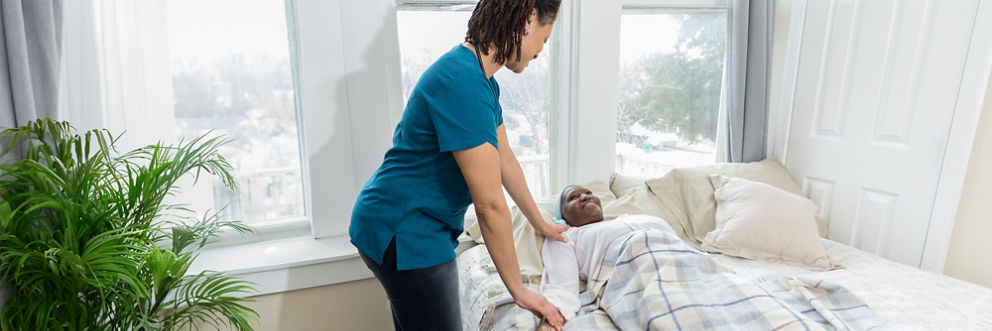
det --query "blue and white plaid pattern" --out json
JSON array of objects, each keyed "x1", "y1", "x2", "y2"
[{"x1": 488, "y1": 229, "x2": 880, "y2": 330}]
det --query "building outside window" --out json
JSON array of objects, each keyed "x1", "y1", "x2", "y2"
[{"x1": 164, "y1": 0, "x2": 306, "y2": 227}]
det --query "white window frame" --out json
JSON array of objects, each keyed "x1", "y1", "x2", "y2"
[{"x1": 614, "y1": 0, "x2": 740, "y2": 171}]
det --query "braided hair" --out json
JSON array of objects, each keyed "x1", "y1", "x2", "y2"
[{"x1": 465, "y1": 0, "x2": 562, "y2": 65}]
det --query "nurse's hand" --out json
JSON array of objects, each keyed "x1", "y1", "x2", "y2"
[
  {"x1": 539, "y1": 222, "x2": 569, "y2": 243},
  {"x1": 513, "y1": 289, "x2": 564, "y2": 330}
]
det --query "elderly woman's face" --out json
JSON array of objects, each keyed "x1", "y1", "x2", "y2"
[{"x1": 561, "y1": 185, "x2": 604, "y2": 227}]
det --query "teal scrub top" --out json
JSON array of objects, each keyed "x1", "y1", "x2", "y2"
[{"x1": 349, "y1": 44, "x2": 503, "y2": 270}]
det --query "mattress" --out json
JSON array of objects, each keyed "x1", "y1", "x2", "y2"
[{"x1": 457, "y1": 238, "x2": 992, "y2": 330}]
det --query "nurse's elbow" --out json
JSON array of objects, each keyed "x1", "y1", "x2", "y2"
[{"x1": 473, "y1": 200, "x2": 510, "y2": 222}]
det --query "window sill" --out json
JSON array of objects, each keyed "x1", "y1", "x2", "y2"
[
  {"x1": 187, "y1": 234, "x2": 373, "y2": 297},
  {"x1": 187, "y1": 231, "x2": 480, "y2": 297}
]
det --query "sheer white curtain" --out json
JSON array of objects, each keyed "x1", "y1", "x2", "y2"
[
  {"x1": 94, "y1": 0, "x2": 176, "y2": 150},
  {"x1": 59, "y1": 0, "x2": 215, "y2": 220},
  {"x1": 58, "y1": 0, "x2": 100, "y2": 132},
  {"x1": 60, "y1": 0, "x2": 175, "y2": 150}
]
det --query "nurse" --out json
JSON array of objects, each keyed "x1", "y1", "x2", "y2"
[{"x1": 349, "y1": 0, "x2": 567, "y2": 330}]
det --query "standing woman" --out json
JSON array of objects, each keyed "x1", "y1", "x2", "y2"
[{"x1": 349, "y1": 0, "x2": 568, "y2": 330}]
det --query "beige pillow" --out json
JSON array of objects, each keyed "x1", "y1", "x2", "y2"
[
  {"x1": 609, "y1": 173, "x2": 693, "y2": 244},
  {"x1": 647, "y1": 158, "x2": 829, "y2": 244},
  {"x1": 609, "y1": 173, "x2": 651, "y2": 195},
  {"x1": 702, "y1": 175, "x2": 839, "y2": 271},
  {"x1": 463, "y1": 180, "x2": 615, "y2": 277}
]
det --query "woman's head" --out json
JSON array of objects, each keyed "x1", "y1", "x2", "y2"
[
  {"x1": 556, "y1": 184, "x2": 604, "y2": 227},
  {"x1": 465, "y1": 0, "x2": 562, "y2": 73}
]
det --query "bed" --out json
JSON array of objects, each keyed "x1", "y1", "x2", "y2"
[{"x1": 456, "y1": 160, "x2": 992, "y2": 330}]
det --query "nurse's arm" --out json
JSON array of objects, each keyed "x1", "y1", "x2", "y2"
[
  {"x1": 453, "y1": 142, "x2": 565, "y2": 329},
  {"x1": 453, "y1": 142, "x2": 522, "y2": 294},
  {"x1": 496, "y1": 125, "x2": 567, "y2": 242}
]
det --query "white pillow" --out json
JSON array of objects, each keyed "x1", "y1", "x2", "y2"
[{"x1": 701, "y1": 175, "x2": 839, "y2": 271}]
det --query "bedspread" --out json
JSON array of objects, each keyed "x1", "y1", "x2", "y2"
[{"x1": 483, "y1": 229, "x2": 879, "y2": 330}]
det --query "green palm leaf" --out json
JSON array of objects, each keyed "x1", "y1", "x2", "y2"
[
  {"x1": 164, "y1": 271, "x2": 259, "y2": 331},
  {"x1": 0, "y1": 118, "x2": 258, "y2": 330}
]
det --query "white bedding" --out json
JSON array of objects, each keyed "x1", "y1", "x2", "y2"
[
  {"x1": 457, "y1": 238, "x2": 992, "y2": 330},
  {"x1": 714, "y1": 239, "x2": 992, "y2": 329}
]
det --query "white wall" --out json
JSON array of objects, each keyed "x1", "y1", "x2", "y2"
[{"x1": 944, "y1": 72, "x2": 992, "y2": 289}]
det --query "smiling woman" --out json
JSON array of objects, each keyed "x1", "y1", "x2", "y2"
[{"x1": 554, "y1": 184, "x2": 605, "y2": 227}]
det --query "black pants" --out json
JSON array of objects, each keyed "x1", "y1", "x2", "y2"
[{"x1": 359, "y1": 238, "x2": 461, "y2": 331}]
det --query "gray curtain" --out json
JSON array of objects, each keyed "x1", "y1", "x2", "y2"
[
  {"x1": 0, "y1": 0, "x2": 62, "y2": 128},
  {"x1": 0, "y1": 0, "x2": 64, "y2": 311},
  {"x1": 726, "y1": 0, "x2": 774, "y2": 163}
]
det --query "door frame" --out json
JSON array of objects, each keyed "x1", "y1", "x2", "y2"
[{"x1": 920, "y1": 0, "x2": 992, "y2": 273}]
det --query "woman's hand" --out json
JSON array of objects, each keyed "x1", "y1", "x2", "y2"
[
  {"x1": 537, "y1": 309, "x2": 567, "y2": 331},
  {"x1": 539, "y1": 222, "x2": 569, "y2": 243},
  {"x1": 537, "y1": 319, "x2": 560, "y2": 331},
  {"x1": 513, "y1": 288, "x2": 565, "y2": 330}
]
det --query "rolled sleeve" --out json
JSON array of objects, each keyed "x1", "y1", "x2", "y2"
[{"x1": 540, "y1": 238, "x2": 581, "y2": 321}]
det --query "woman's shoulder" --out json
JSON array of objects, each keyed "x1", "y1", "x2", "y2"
[{"x1": 419, "y1": 45, "x2": 490, "y2": 90}]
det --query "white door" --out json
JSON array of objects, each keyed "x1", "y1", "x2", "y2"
[{"x1": 781, "y1": 0, "x2": 981, "y2": 267}]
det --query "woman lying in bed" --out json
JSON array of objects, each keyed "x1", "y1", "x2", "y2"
[
  {"x1": 538, "y1": 184, "x2": 677, "y2": 330},
  {"x1": 535, "y1": 184, "x2": 877, "y2": 331}
]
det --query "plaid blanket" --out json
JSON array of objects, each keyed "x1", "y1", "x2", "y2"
[{"x1": 486, "y1": 229, "x2": 880, "y2": 330}]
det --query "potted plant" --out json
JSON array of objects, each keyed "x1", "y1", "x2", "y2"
[{"x1": 0, "y1": 118, "x2": 258, "y2": 330}]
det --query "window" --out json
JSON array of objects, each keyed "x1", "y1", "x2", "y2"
[
  {"x1": 136, "y1": 0, "x2": 307, "y2": 228},
  {"x1": 616, "y1": 10, "x2": 727, "y2": 176},
  {"x1": 397, "y1": 5, "x2": 554, "y2": 197}
]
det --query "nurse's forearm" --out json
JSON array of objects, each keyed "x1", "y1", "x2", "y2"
[
  {"x1": 452, "y1": 142, "x2": 526, "y2": 295},
  {"x1": 476, "y1": 203, "x2": 526, "y2": 296}
]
